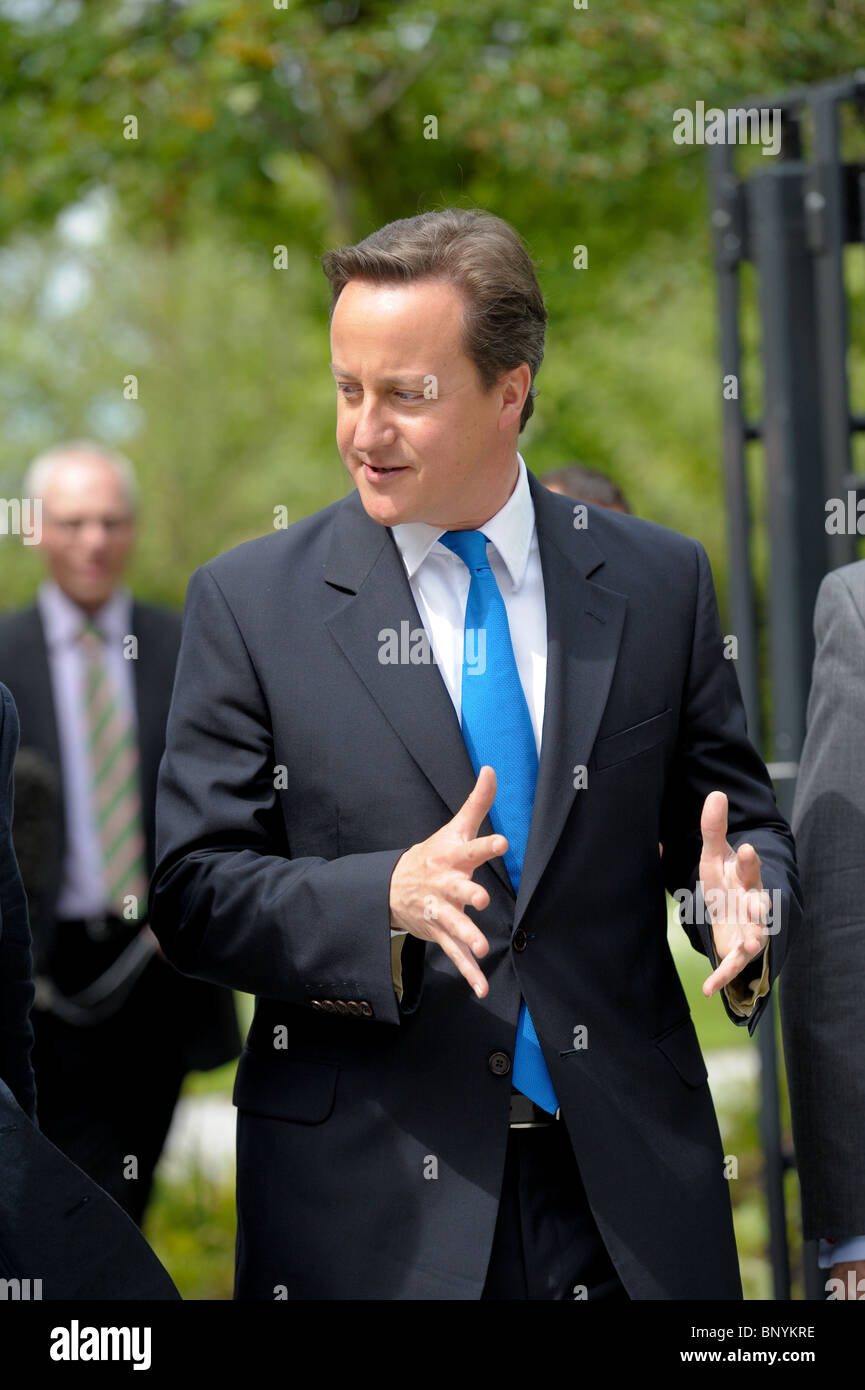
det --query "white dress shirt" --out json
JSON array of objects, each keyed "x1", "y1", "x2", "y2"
[{"x1": 390, "y1": 450, "x2": 545, "y2": 754}]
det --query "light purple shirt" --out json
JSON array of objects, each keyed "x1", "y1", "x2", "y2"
[{"x1": 37, "y1": 579, "x2": 137, "y2": 919}]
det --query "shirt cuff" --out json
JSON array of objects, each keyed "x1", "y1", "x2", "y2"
[
  {"x1": 819, "y1": 1235, "x2": 865, "y2": 1267},
  {"x1": 709, "y1": 936, "x2": 771, "y2": 1017},
  {"x1": 390, "y1": 931, "x2": 407, "y2": 1003}
]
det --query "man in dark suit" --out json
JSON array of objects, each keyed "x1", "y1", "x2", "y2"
[
  {"x1": 150, "y1": 208, "x2": 801, "y2": 1299},
  {"x1": 0, "y1": 441, "x2": 240, "y2": 1226},
  {"x1": 780, "y1": 561, "x2": 865, "y2": 1300}
]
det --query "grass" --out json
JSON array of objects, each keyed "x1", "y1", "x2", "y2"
[{"x1": 144, "y1": 1167, "x2": 237, "y2": 1301}]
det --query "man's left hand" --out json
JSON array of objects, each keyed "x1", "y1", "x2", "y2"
[{"x1": 699, "y1": 790, "x2": 770, "y2": 998}]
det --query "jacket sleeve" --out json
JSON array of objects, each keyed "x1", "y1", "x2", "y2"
[
  {"x1": 660, "y1": 540, "x2": 803, "y2": 1034},
  {"x1": 149, "y1": 564, "x2": 423, "y2": 1025},
  {"x1": 0, "y1": 684, "x2": 38, "y2": 1121}
]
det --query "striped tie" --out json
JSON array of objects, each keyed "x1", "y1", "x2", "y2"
[{"x1": 79, "y1": 618, "x2": 148, "y2": 922}]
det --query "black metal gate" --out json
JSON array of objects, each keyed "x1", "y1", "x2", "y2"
[{"x1": 708, "y1": 71, "x2": 865, "y2": 1300}]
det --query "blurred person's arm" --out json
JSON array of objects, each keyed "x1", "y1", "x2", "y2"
[
  {"x1": 780, "y1": 567, "x2": 865, "y2": 1284},
  {"x1": 0, "y1": 684, "x2": 37, "y2": 1121}
]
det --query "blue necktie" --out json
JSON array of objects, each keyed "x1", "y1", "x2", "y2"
[{"x1": 439, "y1": 529, "x2": 559, "y2": 1115}]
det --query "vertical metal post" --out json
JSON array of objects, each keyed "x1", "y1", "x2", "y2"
[
  {"x1": 709, "y1": 144, "x2": 762, "y2": 739},
  {"x1": 808, "y1": 97, "x2": 856, "y2": 567},
  {"x1": 745, "y1": 162, "x2": 834, "y2": 1302},
  {"x1": 709, "y1": 77, "x2": 865, "y2": 1300},
  {"x1": 749, "y1": 165, "x2": 829, "y2": 770}
]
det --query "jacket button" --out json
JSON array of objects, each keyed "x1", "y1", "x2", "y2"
[
  {"x1": 334, "y1": 1000, "x2": 348, "y2": 1014},
  {"x1": 310, "y1": 1000, "x2": 323, "y2": 1010},
  {"x1": 322, "y1": 1000, "x2": 336, "y2": 1013},
  {"x1": 359, "y1": 1001, "x2": 373, "y2": 1017},
  {"x1": 488, "y1": 1051, "x2": 511, "y2": 1077},
  {"x1": 347, "y1": 1001, "x2": 361, "y2": 1016},
  {"x1": 512, "y1": 928, "x2": 527, "y2": 952}
]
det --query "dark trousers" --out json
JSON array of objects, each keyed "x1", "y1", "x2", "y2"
[
  {"x1": 481, "y1": 1120, "x2": 629, "y2": 1300},
  {"x1": 31, "y1": 924, "x2": 188, "y2": 1227}
]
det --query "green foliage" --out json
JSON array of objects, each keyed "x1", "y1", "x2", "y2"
[
  {"x1": 1, "y1": 2, "x2": 860, "y2": 611},
  {"x1": 145, "y1": 1166, "x2": 237, "y2": 1301},
  {"x1": 1, "y1": 1, "x2": 859, "y2": 246}
]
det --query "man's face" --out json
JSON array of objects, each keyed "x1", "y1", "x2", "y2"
[
  {"x1": 37, "y1": 455, "x2": 136, "y2": 612},
  {"x1": 330, "y1": 277, "x2": 528, "y2": 529}
]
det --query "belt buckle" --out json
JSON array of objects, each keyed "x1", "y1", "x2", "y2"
[{"x1": 509, "y1": 1091, "x2": 558, "y2": 1128}]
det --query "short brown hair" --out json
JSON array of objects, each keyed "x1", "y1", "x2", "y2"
[
  {"x1": 543, "y1": 464, "x2": 631, "y2": 513},
  {"x1": 321, "y1": 208, "x2": 547, "y2": 432}
]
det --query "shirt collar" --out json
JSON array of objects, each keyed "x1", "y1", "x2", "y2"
[
  {"x1": 37, "y1": 579, "x2": 133, "y2": 650},
  {"x1": 390, "y1": 451, "x2": 535, "y2": 591}
]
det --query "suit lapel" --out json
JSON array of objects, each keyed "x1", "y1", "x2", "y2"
[
  {"x1": 131, "y1": 602, "x2": 165, "y2": 869},
  {"x1": 322, "y1": 493, "x2": 515, "y2": 893},
  {"x1": 322, "y1": 472, "x2": 628, "y2": 912},
  {"x1": 131, "y1": 607, "x2": 162, "y2": 796},
  {"x1": 514, "y1": 474, "x2": 627, "y2": 927},
  {"x1": 13, "y1": 607, "x2": 63, "y2": 775}
]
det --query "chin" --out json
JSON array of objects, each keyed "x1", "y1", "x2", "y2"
[
  {"x1": 75, "y1": 583, "x2": 114, "y2": 608},
  {"x1": 357, "y1": 495, "x2": 407, "y2": 527},
  {"x1": 352, "y1": 477, "x2": 413, "y2": 522}
]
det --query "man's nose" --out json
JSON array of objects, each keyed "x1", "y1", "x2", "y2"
[
  {"x1": 75, "y1": 522, "x2": 116, "y2": 551},
  {"x1": 352, "y1": 395, "x2": 396, "y2": 451}
]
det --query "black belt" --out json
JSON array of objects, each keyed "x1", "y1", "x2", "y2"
[{"x1": 509, "y1": 1089, "x2": 561, "y2": 1128}]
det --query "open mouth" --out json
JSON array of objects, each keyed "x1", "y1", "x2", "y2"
[{"x1": 363, "y1": 463, "x2": 407, "y2": 477}]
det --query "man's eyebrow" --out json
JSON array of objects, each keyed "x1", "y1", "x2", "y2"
[{"x1": 329, "y1": 363, "x2": 429, "y2": 386}]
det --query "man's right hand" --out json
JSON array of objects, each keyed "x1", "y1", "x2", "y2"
[{"x1": 388, "y1": 765, "x2": 507, "y2": 999}]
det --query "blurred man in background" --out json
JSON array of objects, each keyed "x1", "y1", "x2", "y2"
[
  {"x1": 0, "y1": 441, "x2": 240, "y2": 1226},
  {"x1": 543, "y1": 462, "x2": 631, "y2": 513}
]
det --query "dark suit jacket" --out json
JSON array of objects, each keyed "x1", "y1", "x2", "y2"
[
  {"x1": 780, "y1": 561, "x2": 865, "y2": 1241},
  {"x1": 150, "y1": 470, "x2": 802, "y2": 1299},
  {"x1": 0, "y1": 1076, "x2": 181, "y2": 1300},
  {"x1": 0, "y1": 682, "x2": 37, "y2": 1119},
  {"x1": 0, "y1": 600, "x2": 239, "y2": 1074}
]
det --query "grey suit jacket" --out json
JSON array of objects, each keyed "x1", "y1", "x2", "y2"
[{"x1": 780, "y1": 560, "x2": 865, "y2": 1239}]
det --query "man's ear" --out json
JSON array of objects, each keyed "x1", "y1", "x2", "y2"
[{"x1": 495, "y1": 363, "x2": 531, "y2": 430}]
